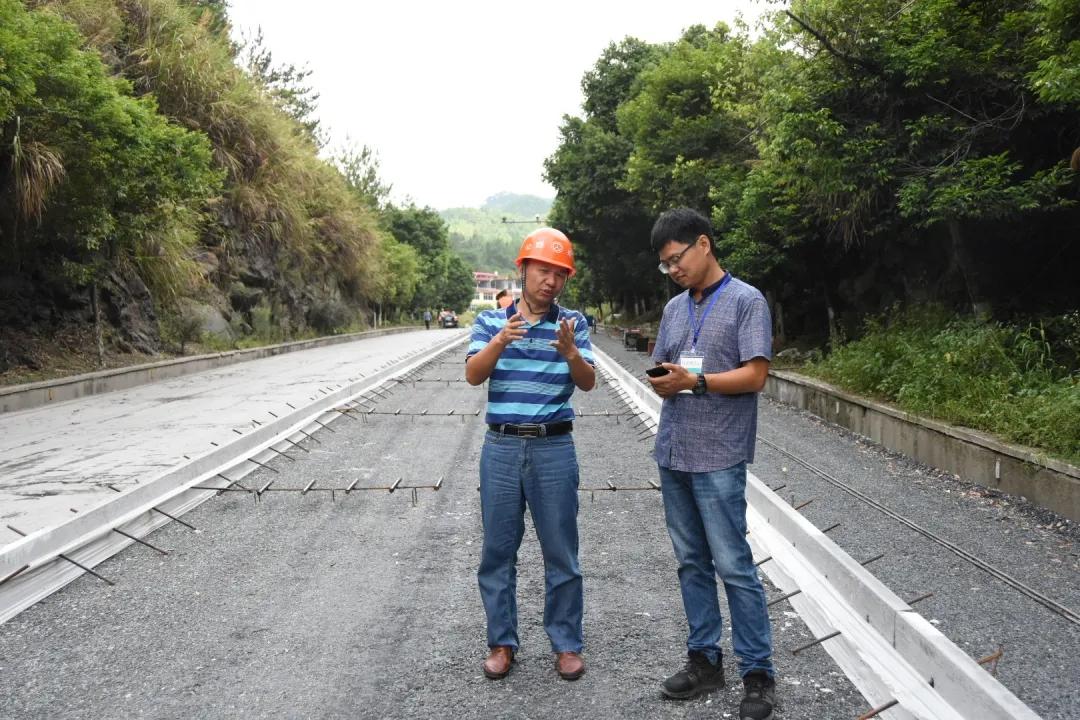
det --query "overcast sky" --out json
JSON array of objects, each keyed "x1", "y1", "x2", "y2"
[{"x1": 226, "y1": 1, "x2": 770, "y2": 210}]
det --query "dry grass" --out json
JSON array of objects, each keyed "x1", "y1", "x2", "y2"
[{"x1": 11, "y1": 134, "x2": 66, "y2": 224}]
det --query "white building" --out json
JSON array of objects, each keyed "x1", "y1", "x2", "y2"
[{"x1": 472, "y1": 271, "x2": 521, "y2": 308}]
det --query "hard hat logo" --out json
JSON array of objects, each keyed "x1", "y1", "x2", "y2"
[{"x1": 515, "y1": 227, "x2": 576, "y2": 277}]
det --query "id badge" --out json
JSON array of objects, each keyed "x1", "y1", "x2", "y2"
[{"x1": 677, "y1": 352, "x2": 703, "y2": 394}]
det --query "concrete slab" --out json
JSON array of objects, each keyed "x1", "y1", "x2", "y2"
[{"x1": 0, "y1": 329, "x2": 469, "y2": 547}]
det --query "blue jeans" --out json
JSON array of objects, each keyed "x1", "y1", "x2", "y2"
[
  {"x1": 659, "y1": 462, "x2": 774, "y2": 677},
  {"x1": 478, "y1": 430, "x2": 583, "y2": 653}
]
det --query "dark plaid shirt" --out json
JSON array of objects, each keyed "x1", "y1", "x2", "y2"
[{"x1": 651, "y1": 276, "x2": 772, "y2": 472}]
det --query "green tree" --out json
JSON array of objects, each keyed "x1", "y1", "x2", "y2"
[
  {"x1": 0, "y1": 0, "x2": 222, "y2": 304},
  {"x1": 757, "y1": 0, "x2": 1079, "y2": 322},
  {"x1": 618, "y1": 24, "x2": 755, "y2": 213},
  {"x1": 439, "y1": 252, "x2": 477, "y2": 312},
  {"x1": 383, "y1": 203, "x2": 476, "y2": 311},
  {"x1": 384, "y1": 203, "x2": 452, "y2": 258},
  {"x1": 239, "y1": 26, "x2": 323, "y2": 146},
  {"x1": 370, "y1": 235, "x2": 421, "y2": 313},
  {"x1": 544, "y1": 37, "x2": 664, "y2": 315},
  {"x1": 548, "y1": 0, "x2": 1079, "y2": 341},
  {"x1": 335, "y1": 141, "x2": 393, "y2": 210}
]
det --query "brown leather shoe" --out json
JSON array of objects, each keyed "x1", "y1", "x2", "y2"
[
  {"x1": 555, "y1": 651, "x2": 585, "y2": 680},
  {"x1": 483, "y1": 646, "x2": 515, "y2": 679}
]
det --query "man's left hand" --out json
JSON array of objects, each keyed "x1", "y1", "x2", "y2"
[
  {"x1": 550, "y1": 318, "x2": 580, "y2": 360},
  {"x1": 647, "y1": 363, "x2": 697, "y2": 398}
]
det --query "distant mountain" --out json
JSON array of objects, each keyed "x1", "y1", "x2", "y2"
[
  {"x1": 440, "y1": 195, "x2": 552, "y2": 273},
  {"x1": 481, "y1": 193, "x2": 553, "y2": 218}
]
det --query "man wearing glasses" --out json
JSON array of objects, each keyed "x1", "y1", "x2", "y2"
[{"x1": 645, "y1": 208, "x2": 777, "y2": 720}]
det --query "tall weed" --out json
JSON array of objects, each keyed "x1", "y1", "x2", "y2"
[{"x1": 808, "y1": 306, "x2": 1080, "y2": 464}]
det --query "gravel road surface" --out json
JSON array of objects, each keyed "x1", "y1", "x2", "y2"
[{"x1": 1, "y1": 331, "x2": 1075, "y2": 719}]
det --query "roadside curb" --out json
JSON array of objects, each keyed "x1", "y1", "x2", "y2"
[
  {"x1": 765, "y1": 370, "x2": 1080, "y2": 522},
  {"x1": 0, "y1": 326, "x2": 424, "y2": 414}
]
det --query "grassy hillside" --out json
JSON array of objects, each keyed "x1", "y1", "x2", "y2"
[{"x1": 441, "y1": 194, "x2": 552, "y2": 272}]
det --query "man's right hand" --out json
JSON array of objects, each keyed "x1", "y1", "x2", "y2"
[{"x1": 495, "y1": 313, "x2": 527, "y2": 348}]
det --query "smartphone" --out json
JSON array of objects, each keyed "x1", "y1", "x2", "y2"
[{"x1": 645, "y1": 366, "x2": 670, "y2": 378}]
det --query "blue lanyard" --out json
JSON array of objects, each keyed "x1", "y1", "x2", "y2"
[{"x1": 687, "y1": 273, "x2": 731, "y2": 351}]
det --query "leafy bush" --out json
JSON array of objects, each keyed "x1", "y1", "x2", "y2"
[
  {"x1": 808, "y1": 306, "x2": 1080, "y2": 464},
  {"x1": 307, "y1": 300, "x2": 352, "y2": 335},
  {"x1": 250, "y1": 301, "x2": 278, "y2": 344},
  {"x1": 0, "y1": 0, "x2": 222, "y2": 303},
  {"x1": 160, "y1": 311, "x2": 203, "y2": 354}
]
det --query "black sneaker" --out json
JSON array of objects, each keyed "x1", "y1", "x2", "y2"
[
  {"x1": 740, "y1": 669, "x2": 776, "y2": 720},
  {"x1": 660, "y1": 650, "x2": 725, "y2": 699}
]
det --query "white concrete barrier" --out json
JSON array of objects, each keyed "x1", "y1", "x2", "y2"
[
  {"x1": 0, "y1": 326, "x2": 421, "y2": 414},
  {"x1": 593, "y1": 346, "x2": 1039, "y2": 720},
  {"x1": 0, "y1": 332, "x2": 467, "y2": 623}
]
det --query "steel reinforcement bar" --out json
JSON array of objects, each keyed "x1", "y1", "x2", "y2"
[
  {"x1": 0, "y1": 332, "x2": 469, "y2": 624},
  {"x1": 592, "y1": 345, "x2": 1038, "y2": 720}
]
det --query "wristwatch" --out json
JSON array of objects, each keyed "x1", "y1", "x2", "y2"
[{"x1": 691, "y1": 373, "x2": 707, "y2": 395}]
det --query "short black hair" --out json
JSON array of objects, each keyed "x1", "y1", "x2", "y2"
[
  {"x1": 650, "y1": 207, "x2": 714, "y2": 253},
  {"x1": 495, "y1": 289, "x2": 508, "y2": 300}
]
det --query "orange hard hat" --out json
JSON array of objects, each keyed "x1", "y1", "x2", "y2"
[{"x1": 515, "y1": 227, "x2": 576, "y2": 277}]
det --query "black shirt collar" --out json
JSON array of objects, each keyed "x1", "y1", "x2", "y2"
[{"x1": 693, "y1": 272, "x2": 730, "y2": 303}]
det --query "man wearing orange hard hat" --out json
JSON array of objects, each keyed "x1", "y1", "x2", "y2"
[{"x1": 465, "y1": 227, "x2": 595, "y2": 683}]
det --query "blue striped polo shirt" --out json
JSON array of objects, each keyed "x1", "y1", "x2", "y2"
[{"x1": 467, "y1": 302, "x2": 595, "y2": 425}]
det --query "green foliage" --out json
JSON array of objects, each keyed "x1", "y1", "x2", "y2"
[
  {"x1": 104, "y1": 0, "x2": 381, "y2": 322},
  {"x1": 0, "y1": 0, "x2": 222, "y2": 304},
  {"x1": 381, "y1": 203, "x2": 475, "y2": 312},
  {"x1": 249, "y1": 300, "x2": 280, "y2": 343},
  {"x1": 439, "y1": 252, "x2": 478, "y2": 313},
  {"x1": 897, "y1": 154, "x2": 1074, "y2": 225},
  {"x1": 160, "y1": 309, "x2": 203, "y2": 353},
  {"x1": 384, "y1": 203, "x2": 451, "y2": 258},
  {"x1": 0, "y1": 0, "x2": 394, "y2": 351},
  {"x1": 544, "y1": 37, "x2": 665, "y2": 312},
  {"x1": 1027, "y1": 0, "x2": 1080, "y2": 105},
  {"x1": 618, "y1": 23, "x2": 754, "y2": 212},
  {"x1": 547, "y1": 0, "x2": 1080, "y2": 331},
  {"x1": 369, "y1": 234, "x2": 421, "y2": 309},
  {"x1": 808, "y1": 306, "x2": 1080, "y2": 463},
  {"x1": 239, "y1": 26, "x2": 323, "y2": 147},
  {"x1": 335, "y1": 142, "x2": 393, "y2": 210},
  {"x1": 307, "y1": 299, "x2": 352, "y2": 335}
]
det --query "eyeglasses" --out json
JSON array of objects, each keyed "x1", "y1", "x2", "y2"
[{"x1": 657, "y1": 243, "x2": 699, "y2": 275}]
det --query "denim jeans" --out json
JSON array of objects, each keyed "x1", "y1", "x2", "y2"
[
  {"x1": 478, "y1": 430, "x2": 583, "y2": 653},
  {"x1": 659, "y1": 462, "x2": 774, "y2": 677}
]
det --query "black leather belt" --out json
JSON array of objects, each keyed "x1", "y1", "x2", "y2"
[{"x1": 488, "y1": 421, "x2": 573, "y2": 438}]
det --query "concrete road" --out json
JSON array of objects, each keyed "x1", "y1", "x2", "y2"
[{"x1": 0, "y1": 329, "x2": 468, "y2": 547}]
